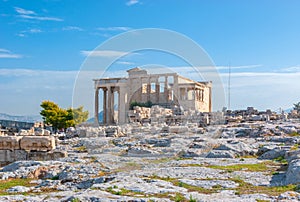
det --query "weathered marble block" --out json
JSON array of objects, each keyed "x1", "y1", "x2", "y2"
[
  {"x1": 0, "y1": 136, "x2": 22, "y2": 150},
  {"x1": 20, "y1": 136, "x2": 55, "y2": 151}
]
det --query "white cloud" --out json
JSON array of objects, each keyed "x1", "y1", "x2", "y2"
[
  {"x1": 126, "y1": 0, "x2": 139, "y2": 6},
  {"x1": 0, "y1": 68, "x2": 77, "y2": 78},
  {"x1": 16, "y1": 33, "x2": 25, "y2": 37},
  {"x1": 216, "y1": 64, "x2": 262, "y2": 70},
  {"x1": 17, "y1": 28, "x2": 42, "y2": 37},
  {"x1": 80, "y1": 50, "x2": 131, "y2": 58},
  {"x1": 14, "y1": 7, "x2": 63, "y2": 22},
  {"x1": 0, "y1": 49, "x2": 10, "y2": 53},
  {"x1": 221, "y1": 71, "x2": 300, "y2": 78},
  {"x1": 14, "y1": 7, "x2": 35, "y2": 15},
  {"x1": 0, "y1": 49, "x2": 23, "y2": 59},
  {"x1": 63, "y1": 26, "x2": 83, "y2": 31},
  {"x1": 116, "y1": 61, "x2": 134, "y2": 65},
  {"x1": 90, "y1": 32, "x2": 111, "y2": 38},
  {"x1": 97, "y1": 27, "x2": 131, "y2": 31},
  {"x1": 154, "y1": 65, "x2": 262, "y2": 75},
  {"x1": 278, "y1": 65, "x2": 300, "y2": 73},
  {"x1": 28, "y1": 29, "x2": 42, "y2": 33},
  {"x1": 19, "y1": 14, "x2": 63, "y2": 21},
  {"x1": 0, "y1": 54, "x2": 22, "y2": 59},
  {"x1": 0, "y1": 69, "x2": 40, "y2": 76}
]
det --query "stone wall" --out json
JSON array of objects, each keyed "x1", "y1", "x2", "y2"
[{"x1": 0, "y1": 135, "x2": 65, "y2": 166}]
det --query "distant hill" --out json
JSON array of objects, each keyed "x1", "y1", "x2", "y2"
[
  {"x1": 284, "y1": 108, "x2": 293, "y2": 113},
  {"x1": 87, "y1": 105, "x2": 119, "y2": 123},
  {"x1": 87, "y1": 111, "x2": 103, "y2": 123},
  {"x1": 0, "y1": 113, "x2": 42, "y2": 123}
]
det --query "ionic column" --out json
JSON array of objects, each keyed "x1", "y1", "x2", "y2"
[
  {"x1": 155, "y1": 77, "x2": 159, "y2": 103},
  {"x1": 164, "y1": 76, "x2": 168, "y2": 101},
  {"x1": 110, "y1": 87, "x2": 115, "y2": 124},
  {"x1": 103, "y1": 88, "x2": 107, "y2": 124},
  {"x1": 107, "y1": 87, "x2": 112, "y2": 124},
  {"x1": 117, "y1": 88, "x2": 121, "y2": 124},
  {"x1": 94, "y1": 88, "x2": 99, "y2": 125},
  {"x1": 147, "y1": 78, "x2": 151, "y2": 101}
]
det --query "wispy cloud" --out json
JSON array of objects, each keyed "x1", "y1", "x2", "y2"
[
  {"x1": 27, "y1": 29, "x2": 42, "y2": 33},
  {"x1": 17, "y1": 28, "x2": 42, "y2": 37},
  {"x1": 14, "y1": 7, "x2": 63, "y2": 22},
  {"x1": 220, "y1": 71, "x2": 300, "y2": 78},
  {"x1": 0, "y1": 68, "x2": 77, "y2": 77},
  {"x1": 0, "y1": 49, "x2": 10, "y2": 53},
  {"x1": 216, "y1": 64, "x2": 262, "y2": 70},
  {"x1": 62, "y1": 26, "x2": 83, "y2": 31},
  {"x1": 154, "y1": 65, "x2": 262, "y2": 74},
  {"x1": 0, "y1": 49, "x2": 23, "y2": 59},
  {"x1": 80, "y1": 50, "x2": 131, "y2": 58},
  {"x1": 278, "y1": 65, "x2": 300, "y2": 73},
  {"x1": 126, "y1": 0, "x2": 139, "y2": 6},
  {"x1": 16, "y1": 33, "x2": 25, "y2": 37},
  {"x1": 18, "y1": 14, "x2": 63, "y2": 21},
  {"x1": 116, "y1": 61, "x2": 134, "y2": 65},
  {"x1": 90, "y1": 32, "x2": 111, "y2": 38},
  {"x1": 14, "y1": 7, "x2": 35, "y2": 15},
  {"x1": 97, "y1": 27, "x2": 131, "y2": 31}
]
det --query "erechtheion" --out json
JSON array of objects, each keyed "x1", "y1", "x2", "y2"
[{"x1": 94, "y1": 67, "x2": 212, "y2": 124}]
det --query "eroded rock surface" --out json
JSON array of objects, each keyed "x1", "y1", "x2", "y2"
[{"x1": 0, "y1": 119, "x2": 299, "y2": 201}]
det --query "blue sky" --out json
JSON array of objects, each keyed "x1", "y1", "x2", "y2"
[{"x1": 0, "y1": 0, "x2": 300, "y2": 116}]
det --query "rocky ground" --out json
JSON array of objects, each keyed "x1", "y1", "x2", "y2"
[{"x1": 1, "y1": 120, "x2": 300, "y2": 201}]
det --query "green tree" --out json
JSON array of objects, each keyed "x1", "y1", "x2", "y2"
[
  {"x1": 67, "y1": 106, "x2": 89, "y2": 125},
  {"x1": 294, "y1": 102, "x2": 300, "y2": 112},
  {"x1": 40, "y1": 101, "x2": 88, "y2": 131},
  {"x1": 130, "y1": 101, "x2": 153, "y2": 110}
]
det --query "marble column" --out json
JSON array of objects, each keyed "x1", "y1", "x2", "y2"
[
  {"x1": 110, "y1": 87, "x2": 115, "y2": 124},
  {"x1": 103, "y1": 88, "x2": 107, "y2": 124},
  {"x1": 94, "y1": 88, "x2": 99, "y2": 125},
  {"x1": 107, "y1": 86, "x2": 112, "y2": 124}
]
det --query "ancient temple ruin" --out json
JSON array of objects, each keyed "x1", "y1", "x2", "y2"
[{"x1": 94, "y1": 67, "x2": 212, "y2": 124}]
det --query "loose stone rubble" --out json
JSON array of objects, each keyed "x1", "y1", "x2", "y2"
[{"x1": 0, "y1": 106, "x2": 299, "y2": 201}]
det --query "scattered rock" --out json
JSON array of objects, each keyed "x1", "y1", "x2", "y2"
[
  {"x1": 286, "y1": 159, "x2": 300, "y2": 184},
  {"x1": 278, "y1": 191, "x2": 300, "y2": 201},
  {"x1": 6, "y1": 186, "x2": 31, "y2": 193},
  {"x1": 258, "y1": 148, "x2": 286, "y2": 160},
  {"x1": 206, "y1": 150, "x2": 236, "y2": 158}
]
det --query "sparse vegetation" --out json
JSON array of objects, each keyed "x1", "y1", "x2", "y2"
[
  {"x1": 74, "y1": 146, "x2": 87, "y2": 153},
  {"x1": 291, "y1": 144, "x2": 299, "y2": 151},
  {"x1": 288, "y1": 132, "x2": 300, "y2": 137},
  {"x1": 273, "y1": 156, "x2": 288, "y2": 164},
  {"x1": 51, "y1": 176, "x2": 59, "y2": 180},
  {"x1": 207, "y1": 163, "x2": 270, "y2": 172},
  {"x1": 189, "y1": 195, "x2": 196, "y2": 202},
  {"x1": 179, "y1": 161, "x2": 280, "y2": 173},
  {"x1": 231, "y1": 177, "x2": 297, "y2": 196},
  {"x1": 130, "y1": 101, "x2": 153, "y2": 110},
  {"x1": 149, "y1": 176, "x2": 222, "y2": 194},
  {"x1": 71, "y1": 198, "x2": 81, "y2": 202},
  {"x1": 0, "y1": 178, "x2": 35, "y2": 195},
  {"x1": 174, "y1": 192, "x2": 185, "y2": 202}
]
